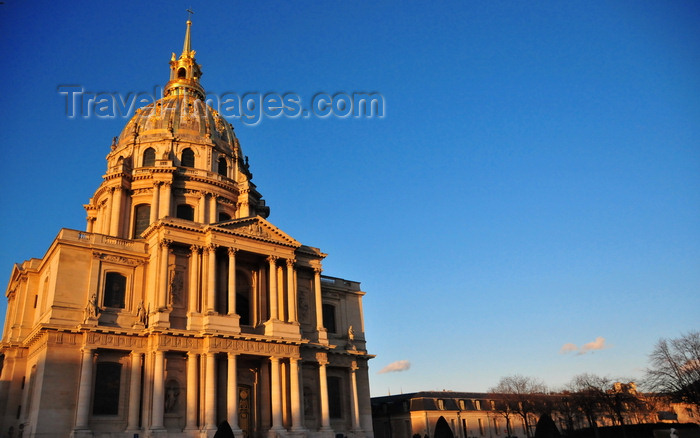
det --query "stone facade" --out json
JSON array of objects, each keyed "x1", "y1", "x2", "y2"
[{"x1": 0, "y1": 20, "x2": 374, "y2": 438}]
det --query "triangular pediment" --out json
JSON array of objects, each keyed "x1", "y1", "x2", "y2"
[{"x1": 215, "y1": 216, "x2": 301, "y2": 247}]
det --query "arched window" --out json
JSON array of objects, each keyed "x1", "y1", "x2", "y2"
[
  {"x1": 93, "y1": 362, "x2": 122, "y2": 415},
  {"x1": 218, "y1": 157, "x2": 227, "y2": 176},
  {"x1": 142, "y1": 147, "x2": 156, "y2": 167},
  {"x1": 176, "y1": 204, "x2": 194, "y2": 221},
  {"x1": 218, "y1": 212, "x2": 231, "y2": 222},
  {"x1": 133, "y1": 204, "x2": 151, "y2": 238},
  {"x1": 181, "y1": 148, "x2": 195, "y2": 168},
  {"x1": 178, "y1": 67, "x2": 186, "y2": 78},
  {"x1": 103, "y1": 272, "x2": 126, "y2": 308}
]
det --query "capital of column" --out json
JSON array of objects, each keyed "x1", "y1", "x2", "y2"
[
  {"x1": 286, "y1": 258, "x2": 297, "y2": 268},
  {"x1": 315, "y1": 352, "x2": 328, "y2": 366},
  {"x1": 206, "y1": 243, "x2": 218, "y2": 253},
  {"x1": 228, "y1": 247, "x2": 238, "y2": 257},
  {"x1": 190, "y1": 244, "x2": 202, "y2": 254},
  {"x1": 313, "y1": 267, "x2": 323, "y2": 275},
  {"x1": 267, "y1": 255, "x2": 279, "y2": 264},
  {"x1": 153, "y1": 181, "x2": 162, "y2": 188},
  {"x1": 350, "y1": 360, "x2": 359, "y2": 371},
  {"x1": 159, "y1": 239, "x2": 173, "y2": 248}
]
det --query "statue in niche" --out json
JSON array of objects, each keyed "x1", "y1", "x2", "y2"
[
  {"x1": 165, "y1": 380, "x2": 180, "y2": 413},
  {"x1": 135, "y1": 301, "x2": 146, "y2": 326},
  {"x1": 346, "y1": 325, "x2": 357, "y2": 350},
  {"x1": 168, "y1": 269, "x2": 184, "y2": 306}
]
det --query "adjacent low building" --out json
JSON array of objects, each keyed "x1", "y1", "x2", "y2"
[
  {"x1": 371, "y1": 390, "x2": 699, "y2": 438},
  {"x1": 0, "y1": 19, "x2": 374, "y2": 438}
]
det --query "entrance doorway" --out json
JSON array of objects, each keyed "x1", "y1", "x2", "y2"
[{"x1": 435, "y1": 417, "x2": 454, "y2": 438}]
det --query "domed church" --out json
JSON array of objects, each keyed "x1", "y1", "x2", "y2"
[{"x1": 0, "y1": 20, "x2": 374, "y2": 438}]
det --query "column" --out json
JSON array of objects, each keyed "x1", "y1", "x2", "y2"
[
  {"x1": 290, "y1": 357, "x2": 304, "y2": 431},
  {"x1": 160, "y1": 182, "x2": 172, "y2": 219},
  {"x1": 267, "y1": 256, "x2": 279, "y2": 321},
  {"x1": 189, "y1": 246, "x2": 201, "y2": 313},
  {"x1": 74, "y1": 348, "x2": 94, "y2": 430},
  {"x1": 313, "y1": 268, "x2": 324, "y2": 331},
  {"x1": 86, "y1": 216, "x2": 96, "y2": 233},
  {"x1": 150, "y1": 182, "x2": 160, "y2": 223},
  {"x1": 185, "y1": 353, "x2": 198, "y2": 431},
  {"x1": 286, "y1": 259, "x2": 297, "y2": 323},
  {"x1": 205, "y1": 352, "x2": 217, "y2": 431},
  {"x1": 198, "y1": 192, "x2": 207, "y2": 223},
  {"x1": 110, "y1": 186, "x2": 123, "y2": 237},
  {"x1": 126, "y1": 352, "x2": 143, "y2": 431},
  {"x1": 228, "y1": 248, "x2": 237, "y2": 315},
  {"x1": 349, "y1": 361, "x2": 361, "y2": 431},
  {"x1": 151, "y1": 351, "x2": 165, "y2": 430},
  {"x1": 270, "y1": 357, "x2": 284, "y2": 432},
  {"x1": 205, "y1": 245, "x2": 217, "y2": 314},
  {"x1": 159, "y1": 240, "x2": 170, "y2": 310},
  {"x1": 228, "y1": 353, "x2": 241, "y2": 432},
  {"x1": 209, "y1": 193, "x2": 218, "y2": 223},
  {"x1": 318, "y1": 355, "x2": 331, "y2": 431},
  {"x1": 104, "y1": 188, "x2": 113, "y2": 236}
]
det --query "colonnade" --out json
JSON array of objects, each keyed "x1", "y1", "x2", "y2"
[
  {"x1": 150, "y1": 238, "x2": 326, "y2": 334},
  {"x1": 71, "y1": 347, "x2": 363, "y2": 435},
  {"x1": 86, "y1": 181, "x2": 229, "y2": 238}
]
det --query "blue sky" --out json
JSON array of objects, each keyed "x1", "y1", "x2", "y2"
[{"x1": 1, "y1": 1, "x2": 698, "y2": 396}]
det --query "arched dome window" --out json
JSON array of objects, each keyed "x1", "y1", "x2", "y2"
[
  {"x1": 176, "y1": 204, "x2": 194, "y2": 221},
  {"x1": 181, "y1": 148, "x2": 195, "y2": 168},
  {"x1": 178, "y1": 67, "x2": 186, "y2": 78},
  {"x1": 142, "y1": 147, "x2": 156, "y2": 167},
  {"x1": 133, "y1": 204, "x2": 151, "y2": 238},
  {"x1": 218, "y1": 157, "x2": 227, "y2": 176}
]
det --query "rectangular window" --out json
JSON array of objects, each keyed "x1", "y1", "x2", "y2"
[
  {"x1": 104, "y1": 272, "x2": 127, "y2": 308},
  {"x1": 322, "y1": 303, "x2": 337, "y2": 334},
  {"x1": 478, "y1": 418, "x2": 484, "y2": 436},
  {"x1": 327, "y1": 375, "x2": 343, "y2": 418},
  {"x1": 93, "y1": 362, "x2": 122, "y2": 415}
]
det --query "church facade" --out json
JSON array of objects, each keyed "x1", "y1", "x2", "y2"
[{"x1": 0, "y1": 20, "x2": 374, "y2": 438}]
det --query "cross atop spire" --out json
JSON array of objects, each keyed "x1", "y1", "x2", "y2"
[{"x1": 182, "y1": 13, "x2": 193, "y2": 57}]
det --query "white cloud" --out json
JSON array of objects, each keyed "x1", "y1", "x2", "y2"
[
  {"x1": 580, "y1": 336, "x2": 607, "y2": 354},
  {"x1": 560, "y1": 337, "x2": 609, "y2": 355},
  {"x1": 559, "y1": 343, "x2": 578, "y2": 354},
  {"x1": 377, "y1": 360, "x2": 411, "y2": 374}
]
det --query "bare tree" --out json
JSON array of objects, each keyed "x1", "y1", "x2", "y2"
[
  {"x1": 566, "y1": 373, "x2": 609, "y2": 438},
  {"x1": 644, "y1": 330, "x2": 700, "y2": 412},
  {"x1": 489, "y1": 375, "x2": 547, "y2": 438}
]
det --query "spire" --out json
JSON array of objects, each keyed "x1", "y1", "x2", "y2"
[
  {"x1": 182, "y1": 19, "x2": 192, "y2": 57},
  {"x1": 164, "y1": 14, "x2": 204, "y2": 100}
]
